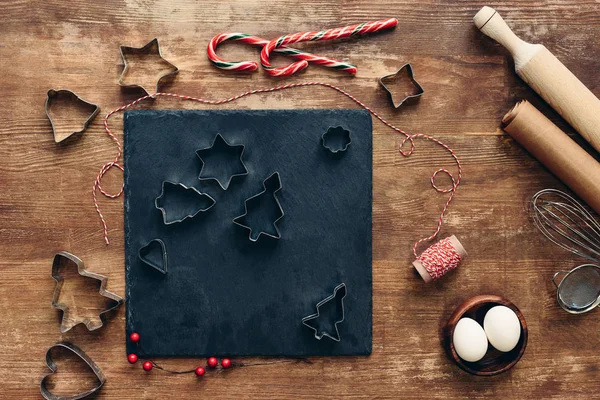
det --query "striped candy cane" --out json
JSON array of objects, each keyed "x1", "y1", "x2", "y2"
[
  {"x1": 259, "y1": 18, "x2": 398, "y2": 77},
  {"x1": 207, "y1": 33, "x2": 353, "y2": 73}
]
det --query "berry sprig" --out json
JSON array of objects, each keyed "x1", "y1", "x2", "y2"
[{"x1": 127, "y1": 332, "x2": 233, "y2": 376}]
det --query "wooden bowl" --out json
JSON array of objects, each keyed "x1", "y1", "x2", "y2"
[{"x1": 442, "y1": 295, "x2": 528, "y2": 376}]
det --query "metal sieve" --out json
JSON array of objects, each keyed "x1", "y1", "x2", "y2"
[{"x1": 552, "y1": 264, "x2": 600, "y2": 314}]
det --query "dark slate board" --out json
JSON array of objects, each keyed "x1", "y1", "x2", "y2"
[{"x1": 124, "y1": 109, "x2": 372, "y2": 357}]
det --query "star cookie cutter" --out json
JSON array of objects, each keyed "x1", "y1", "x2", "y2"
[
  {"x1": 302, "y1": 283, "x2": 347, "y2": 342},
  {"x1": 378, "y1": 63, "x2": 424, "y2": 108},
  {"x1": 41, "y1": 341, "x2": 106, "y2": 400},
  {"x1": 322, "y1": 126, "x2": 352, "y2": 153},
  {"x1": 233, "y1": 172, "x2": 284, "y2": 242},
  {"x1": 118, "y1": 38, "x2": 179, "y2": 96},
  {"x1": 138, "y1": 238, "x2": 168, "y2": 274},
  {"x1": 155, "y1": 181, "x2": 216, "y2": 225},
  {"x1": 51, "y1": 251, "x2": 123, "y2": 333},
  {"x1": 196, "y1": 133, "x2": 249, "y2": 190},
  {"x1": 45, "y1": 89, "x2": 100, "y2": 143}
]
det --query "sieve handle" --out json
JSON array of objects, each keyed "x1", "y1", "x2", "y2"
[{"x1": 552, "y1": 271, "x2": 569, "y2": 288}]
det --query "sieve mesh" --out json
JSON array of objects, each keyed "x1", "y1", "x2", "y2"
[{"x1": 559, "y1": 266, "x2": 600, "y2": 310}]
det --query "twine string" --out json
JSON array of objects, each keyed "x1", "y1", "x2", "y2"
[
  {"x1": 147, "y1": 358, "x2": 310, "y2": 375},
  {"x1": 94, "y1": 82, "x2": 462, "y2": 253}
]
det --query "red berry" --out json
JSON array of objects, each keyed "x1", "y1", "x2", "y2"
[
  {"x1": 195, "y1": 367, "x2": 205, "y2": 376},
  {"x1": 143, "y1": 361, "x2": 153, "y2": 371},
  {"x1": 207, "y1": 357, "x2": 218, "y2": 368},
  {"x1": 127, "y1": 354, "x2": 138, "y2": 364},
  {"x1": 221, "y1": 358, "x2": 232, "y2": 369},
  {"x1": 130, "y1": 332, "x2": 140, "y2": 343}
]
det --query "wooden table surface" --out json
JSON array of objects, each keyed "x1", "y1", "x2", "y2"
[{"x1": 1, "y1": 1, "x2": 599, "y2": 398}]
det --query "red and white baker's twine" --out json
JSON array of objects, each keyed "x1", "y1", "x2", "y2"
[
  {"x1": 94, "y1": 82, "x2": 462, "y2": 254},
  {"x1": 208, "y1": 18, "x2": 398, "y2": 77},
  {"x1": 417, "y1": 236, "x2": 463, "y2": 280}
]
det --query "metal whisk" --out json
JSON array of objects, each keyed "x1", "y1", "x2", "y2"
[{"x1": 531, "y1": 189, "x2": 600, "y2": 262}]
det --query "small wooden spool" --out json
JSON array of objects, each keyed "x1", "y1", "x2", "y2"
[{"x1": 412, "y1": 235, "x2": 467, "y2": 283}]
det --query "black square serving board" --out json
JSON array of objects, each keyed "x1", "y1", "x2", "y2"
[{"x1": 124, "y1": 109, "x2": 372, "y2": 356}]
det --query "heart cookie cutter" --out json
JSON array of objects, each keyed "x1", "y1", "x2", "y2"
[
  {"x1": 41, "y1": 341, "x2": 106, "y2": 400},
  {"x1": 51, "y1": 251, "x2": 123, "y2": 333}
]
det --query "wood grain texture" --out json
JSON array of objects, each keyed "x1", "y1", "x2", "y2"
[{"x1": 0, "y1": 0, "x2": 599, "y2": 398}]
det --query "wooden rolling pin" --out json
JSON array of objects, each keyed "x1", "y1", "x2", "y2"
[
  {"x1": 474, "y1": 6, "x2": 600, "y2": 153},
  {"x1": 503, "y1": 100, "x2": 600, "y2": 215}
]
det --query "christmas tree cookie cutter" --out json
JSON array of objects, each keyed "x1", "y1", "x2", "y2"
[
  {"x1": 51, "y1": 251, "x2": 123, "y2": 333},
  {"x1": 302, "y1": 283, "x2": 347, "y2": 342},
  {"x1": 41, "y1": 341, "x2": 106, "y2": 400},
  {"x1": 155, "y1": 181, "x2": 216, "y2": 225},
  {"x1": 233, "y1": 172, "x2": 284, "y2": 242}
]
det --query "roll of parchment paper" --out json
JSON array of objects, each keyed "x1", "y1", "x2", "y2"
[{"x1": 503, "y1": 100, "x2": 600, "y2": 215}]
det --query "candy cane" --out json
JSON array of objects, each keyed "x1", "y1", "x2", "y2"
[
  {"x1": 207, "y1": 33, "x2": 354, "y2": 73},
  {"x1": 259, "y1": 18, "x2": 398, "y2": 77}
]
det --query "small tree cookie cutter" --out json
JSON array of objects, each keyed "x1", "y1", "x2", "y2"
[
  {"x1": 302, "y1": 283, "x2": 347, "y2": 342},
  {"x1": 233, "y1": 172, "x2": 284, "y2": 242},
  {"x1": 154, "y1": 181, "x2": 216, "y2": 225},
  {"x1": 51, "y1": 251, "x2": 123, "y2": 333}
]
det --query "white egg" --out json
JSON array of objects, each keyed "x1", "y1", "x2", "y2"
[
  {"x1": 452, "y1": 318, "x2": 488, "y2": 362},
  {"x1": 483, "y1": 306, "x2": 521, "y2": 352}
]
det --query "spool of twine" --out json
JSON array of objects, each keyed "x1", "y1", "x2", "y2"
[{"x1": 412, "y1": 235, "x2": 467, "y2": 282}]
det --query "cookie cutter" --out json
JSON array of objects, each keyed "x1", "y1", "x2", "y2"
[
  {"x1": 41, "y1": 341, "x2": 106, "y2": 400},
  {"x1": 155, "y1": 181, "x2": 216, "y2": 225},
  {"x1": 196, "y1": 133, "x2": 249, "y2": 190},
  {"x1": 118, "y1": 38, "x2": 179, "y2": 96},
  {"x1": 138, "y1": 239, "x2": 168, "y2": 274},
  {"x1": 302, "y1": 283, "x2": 347, "y2": 342},
  {"x1": 378, "y1": 63, "x2": 424, "y2": 108},
  {"x1": 45, "y1": 89, "x2": 100, "y2": 143},
  {"x1": 322, "y1": 126, "x2": 352, "y2": 153},
  {"x1": 51, "y1": 251, "x2": 123, "y2": 333},
  {"x1": 233, "y1": 172, "x2": 284, "y2": 242}
]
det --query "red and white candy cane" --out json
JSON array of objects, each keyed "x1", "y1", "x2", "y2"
[
  {"x1": 207, "y1": 33, "x2": 352, "y2": 73},
  {"x1": 259, "y1": 18, "x2": 398, "y2": 77}
]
